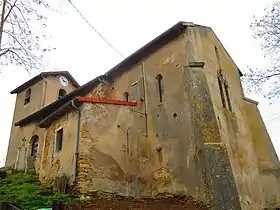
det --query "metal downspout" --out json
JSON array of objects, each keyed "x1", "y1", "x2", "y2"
[
  {"x1": 140, "y1": 62, "x2": 148, "y2": 137},
  {"x1": 71, "y1": 100, "x2": 81, "y2": 184}
]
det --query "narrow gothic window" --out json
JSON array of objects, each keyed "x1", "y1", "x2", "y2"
[
  {"x1": 224, "y1": 81, "x2": 232, "y2": 111},
  {"x1": 56, "y1": 128, "x2": 63, "y2": 152},
  {"x1": 215, "y1": 47, "x2": 232, "y2": 111},
  {"x1": 124, "y1": 92, "x2": 129, "y2": 102},
  {"x1": 58, "y1": 89, "x2": 66, "y2": 99},
  {"x1": 156, "y1": 74, "x2": 164, "y2": 102},
  {"x1": 217, "y1": 72, "x2": 226, "y2": 108},
  {"x1": 31, "y1": 135, "x2": 39, "y2": 159},
  {"x1": 24, "y1": 88, "x2": 31, "y2": 105}
]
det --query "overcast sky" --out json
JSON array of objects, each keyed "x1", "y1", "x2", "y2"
[{"x1": 0, "y1": 0, "x2": 279, "y2": 166}]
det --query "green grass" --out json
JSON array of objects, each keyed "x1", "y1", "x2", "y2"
[{"x1": 0, "y1": 172, "x2": 76, "y2": 210}]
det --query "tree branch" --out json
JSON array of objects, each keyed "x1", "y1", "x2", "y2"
[
  {"x1": 0, "y1": 48, "x2": 10, "y2": 56},
  {"x1": 4, "y1": 0, "x2": 18, "y2": 23},
  {"x1": 0, "y1": 0, "x2": 7, "y2": 50},
  {"x1": 9, "y1": 49, "x2": 30, "y2": 73}
]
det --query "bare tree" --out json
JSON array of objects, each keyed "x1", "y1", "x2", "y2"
[
  {"x1": 0, "y1": 0, "x2": 53, "y2": 73},
  {"x1": 244, "y1": 1, "x2": 280, "y2": 100}
]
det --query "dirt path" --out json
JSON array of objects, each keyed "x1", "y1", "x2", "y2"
[{"x1": 62, "y1": 196, "x2": 210, "y2": 210}]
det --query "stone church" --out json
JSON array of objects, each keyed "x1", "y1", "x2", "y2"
[{"x1": 5, "y1": 22, "x2": 280, "y2": 209}]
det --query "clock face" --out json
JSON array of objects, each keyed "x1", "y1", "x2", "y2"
[{"x1": 59, "y1": 76, "x2": 68, "y2": 87}]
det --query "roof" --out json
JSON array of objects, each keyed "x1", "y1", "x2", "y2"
[
  {"x1": 38, "y1": 98, "x2": 82, "y2": 128},
  {"x1": 14, "y1": 21, "x2": 244, "y2": 127},
  {"x1": 10, "y1": 71, "x2": 80, "y2": 94},
  {"x1": 104, "y1": 21, "x2": 243, "y2": 78}
]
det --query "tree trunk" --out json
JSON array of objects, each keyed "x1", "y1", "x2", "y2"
[{"x1": 0, "y1": 0, "x2": 7, "y2": 50}]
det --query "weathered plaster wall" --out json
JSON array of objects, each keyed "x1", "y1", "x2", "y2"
[
  {"x1": 184, "y1": 25, "x2": 241, "y2": 209},
  {"x1": 6, "y1": 122, "x2": 45, "y2": 170},
  {"x1": 77, "y1": 103, "x2": 141, "y2": 196},
  {"x1": 244, "y1": 99, "x2": 280, "y2": 208},
  {"x1": 6, "y1": 79, "x2": 44, "y2": 167},
  {"x1": 197, "y1": 25, "x2": 265, "y2": 209},
  {"x1": 76, "y1": 34, "x2": 210, "y2": 205},
  {"x1": 39, "y1": 111, "x2": 77, "y2": 184}
]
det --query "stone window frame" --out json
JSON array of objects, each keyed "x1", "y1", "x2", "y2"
[{"x1": 54, "y1": 126, "x2": 64, "y2": 154}]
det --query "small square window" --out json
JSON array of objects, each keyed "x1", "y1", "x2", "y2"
[{"x1": 56, "y1": 128, "x2": 63, "y2": 152}]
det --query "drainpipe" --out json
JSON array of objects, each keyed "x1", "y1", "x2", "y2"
[
  {"x1": 71, "y1": 99, "x2": 81, "y2": 184},
  {"x1": 140, "y1": 62, "x2": 148, "y2": 137}
]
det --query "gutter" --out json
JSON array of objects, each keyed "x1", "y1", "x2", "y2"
[{"x1": 71, "y1": 99, "x2": 81, "y2": 185}]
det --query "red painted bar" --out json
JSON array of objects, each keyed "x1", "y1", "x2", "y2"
[{"x1": 78, "y1": 96, "x2": 137, "y2": 107}]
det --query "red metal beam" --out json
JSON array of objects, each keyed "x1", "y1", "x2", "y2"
[{"x1": 78, "y1": 96, "x2": 137, "y2": 107}]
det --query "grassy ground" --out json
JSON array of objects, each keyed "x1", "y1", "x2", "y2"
[
  {"x1": 0, "y1": 172, "x2": 75, "y2": 210},
  {"x1": 0, "y1": 172, "x2": 210, "y2": 210}
]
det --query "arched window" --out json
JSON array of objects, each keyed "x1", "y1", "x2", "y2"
[
  {"x1": 124, "y1": 92, "x2": 129, "y2": 102},
  {"x1": 156, "y1": 74, "x2": 164, "y2": 102},
  {"x1": 24, "y1": 88, "x2": 31, "y2": 105},
  {"x1": 58, "y1": 89, "x2": 66, "y2": 99},
  {"x1": 217, "y1": 74, "x2": 226, "y2": 109},
  {"x1": 224, "y1": 80, "x2": 232, "y2": 111},
  {"x1": 30, "y1": 135, "x2": 39, "y2": 159}
]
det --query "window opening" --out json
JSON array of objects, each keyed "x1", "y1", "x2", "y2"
[
  {"x1": 31, "y1": 135, "x2": 39, "y2": 159},
  {"x1": 56, "y1": 128, "x2": 63, "y2": 152},
  {"x1": 24, "y1": 88, "x2": 31, "y2": 105},
  {"x1": 218, "y1": 75, "x2": 226, "y2": 108},
  {"x1": 58, "y1": 89, "x2": 66, "y2": 99},
  {"x1": 224, "y1": 81, "x2": 232, "y2": 111},
  {"x1": 156, "y1": 74, "x2": 164, "y2": 102},
  {"x1": 124, "y1": 92, "x2": 129, "y2": 102}
]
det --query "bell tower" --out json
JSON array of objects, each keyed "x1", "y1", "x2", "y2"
[{"x1": 5, "y1": 71, "x2": 79, "y2": 168}]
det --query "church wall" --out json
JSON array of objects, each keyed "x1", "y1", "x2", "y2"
[
  {"x1": 8, "y1": 123, "x2": 45, "y2": 171},
  {"x1": 198, "y1": 25, "x2": 266, "y2": 209},
  {"x1": 76, "y1": 33, "x2": 211, "y2": 205},
  {"x1": 38, "y1": 111, "x2": 77, "y2": 184},
  {"x1": 244, "y1": 99, "x2": 280, "y2": 208},
  {"x1": 7, "y1": 24, "x2": 278, "y2": 209},
  {"x1": 5, "y1": 80, "x2": 44, "y2": 167}
]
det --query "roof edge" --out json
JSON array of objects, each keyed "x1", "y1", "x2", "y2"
[
  {"x1": 10, "y1": 71, "x2": 80, "y2": 94},
  {"x1": 243, "y1": 97, "x2": 259, "y2": 105},
  {"x1": 38, "y1": 98, "x2": 81, "y2": 128},
  {"x1": 104, "y1": 21, "x2": 186, "y2": 78},
  {"x1": 194, "y1": 24, "x2": 243, "y2": 77}
]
